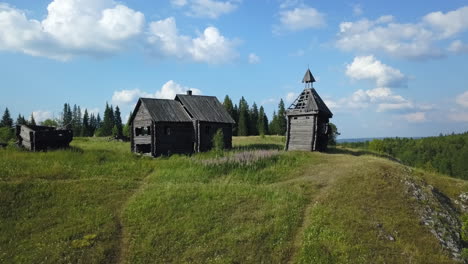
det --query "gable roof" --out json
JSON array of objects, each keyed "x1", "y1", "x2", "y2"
[
  {"x1": 175, "y1": 94, "x2": 236, "y2": 124},
  {"x1": 287, "y1": 88, "x2": 333, "y2": 118},
  {"x1": 131, "y1": 98, "x2": 193, "y2": 123}
]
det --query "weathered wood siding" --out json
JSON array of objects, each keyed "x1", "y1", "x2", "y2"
[
  {"x1": 286, "y1": 115, "x2": 316, "y2": 151},
  {"x1": 16, "y1": 125, "x2": 72, "y2": 151},
  {"x1": 132, "y1": 103, "x2": 152, "y2": 153},
  {"x1": 198, "y1": 122, "x2": 232, "y2": 152},
  {"x1": 154, "y1": 122, "x2": 194, "y2": 156}
]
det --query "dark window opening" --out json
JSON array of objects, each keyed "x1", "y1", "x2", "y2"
[
  {"x1": 136, "y1": 144, "x2": 151, "y2": 153},
  {"x1": 293, "y1": 117, "x2": 298, "y2": 120},
  {"x1": 136, "y1": 126, "x2": 151, "y2": 136},
  {"x1": 165, "y1": 126, "x2": 171, "y2": 135},
  {"x1": 205, "y1": 126, "x2": 211, "y2": 134},
  {"x1": 306, "y1": 117, "x2": 310, "y2": 119}
]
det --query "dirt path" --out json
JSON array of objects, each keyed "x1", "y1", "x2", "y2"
[
  {"x1": 113, "y1": 170, "x2": 154, "y2": 264},
  {"x1": 282, "y1": 154, "x2": 360, "y2": 264}
]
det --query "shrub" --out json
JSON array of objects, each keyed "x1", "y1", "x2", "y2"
[
  {"x1": 212, "y1": 129, "x2": 224, "y2": 151},
  {"x1": 0, "y1": 127, "x2": 14, "y2": 143}
]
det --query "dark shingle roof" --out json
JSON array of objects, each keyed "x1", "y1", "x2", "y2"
[
  {"x1": 175, "y1": 94, "x2": 235, "y2": 124},
  {"x1": 138, "y1": 98, "x2": 193, "y2": 122},
  {"x1": 302, "y1": 69, "x2": 316, "y2": 83},
  {"x1": 287, "y1": 88, "x2": 333, "y2": 118}
]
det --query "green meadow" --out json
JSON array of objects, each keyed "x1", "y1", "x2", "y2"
[{"x1": 0, "y1": 136, "x2": 467, "y2": 263}]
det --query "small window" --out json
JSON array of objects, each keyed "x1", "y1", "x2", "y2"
[
  {"x1": 165, "y1": 126, "x2": 171, "y2": 135},
  {"x1": 136, "y1": 126, "x2": 150, "y2": 136},
  {"x1": 135, "y1": 127, "x2": 141, "y2": 136},
  {"x1": 293, "y1": 117, "x2": 298, "y2": 120},
  {"x1": 205, "y1": 126, "x2": 211, "y2": 134},
  {"x1": 306, "y1": 117, "x2": 310, "y2": 119}
]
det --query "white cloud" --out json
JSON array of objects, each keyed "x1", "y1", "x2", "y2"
[
  {"x1": 456, "y1": 91, "x2": 468, "y2": 108},
  {"x1": 275, "y1": 6, "x2": 325, "y2": 33},
  {"x1": 147, "y1": 17, "x2": 238, "y2": 64},
  {"x1": 32, "y1": 110, "x2": 53, "y2": 122},
  {"x1": 155, "y1": 80, "x2": 201, "y2": 99},
  {"x1": 172, "y1": 0, "x2": 239, "y2": 19},
  {"x1": 285, "y1": 92, "x2": 298, "y2": 103},
  {"x1": 346, "y1": 55, "x2": 407, "y2": 87},
  {"x1": 448, "y1": 40, "x2": 468, "y2": 54},
  {"x1": 336, "y1": 15, "x2": 442, "y2": 60},
  {"x1": 248, "y1": 53, "x2": 260, "y2": 64},
  {"x1": 112, "y1": 80, "x2": 202, "y2": 105},
  {"x1": 0, "y1": 0, "x2": 144, "y2": 60},
  {"x1": 423, "y1": 6, "x2": 468, "y2": 38},
  {"x1": 401, "y1": 112, "x2": 426, "y2": 123}
]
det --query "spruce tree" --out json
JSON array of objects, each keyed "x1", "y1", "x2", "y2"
[
  {"x1": 62, "y1": 103, "x2": 72, "y2": 128},
  {"x1": 258, "y1": 106, "x2": 268, "y2": 136},
  {"x1": 223, "y1": 95, "x2": 234, "y2": 118},
  {"x1": 30, "y1": 114, "x2": 36, "y2": 126},
  {"x1": 114, "y1": 106, "x2": 123, "y2": 137},
  {"x1": 237, "y1": 97, "x2": 249, "y2": 136},
  {"x1": 277, "y1": 99, "x2": 287, "y2": 135},
  {"x1": 249, "y1": 103, "x2": 259, "y2": 135},
  {"x1": 16, "y1": 114, "x2": 27, "y2": 126},
  {"x1": 101, "y1": 103, "x2": 115, "y2": 136},
  {"x1": 89, "y1": 113, "x2": 97, "y2": 136},
  {"x1": 96, "y1": 113, "x2": 102, "y2": 129},
  {"x1": 232, "y1": 104, "x2": 239, "y2": 135},
  {"x1": 123, "y1": 111, "x2": 132, "y2": 138},
  {"x1": 81, "y1": 109, "x2": 90, "y2": 137},
  {"x1": 269, "y1": 111, "x2": 278, "y2": 135},
  {"x1": 0, "y1": 108, "x2": 13, "y2": 128}
]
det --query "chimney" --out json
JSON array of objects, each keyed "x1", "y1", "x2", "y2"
[{"x1": 187, "y1": 90, "x2": 192, "y2": 96}]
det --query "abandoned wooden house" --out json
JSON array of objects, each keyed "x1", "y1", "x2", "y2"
[
  {"x1": 16, "y1": 124, "x2": 73, "y2": 151},
  {"x1": 130, "y1": 91, "x2": 235, "y2": 156},
  {"x1": 285, "y1": 69, "x2": 333, "y2": 152}
]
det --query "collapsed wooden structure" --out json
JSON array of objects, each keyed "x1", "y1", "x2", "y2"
[
  {"x1": 130, "y1": 91, "x2": 235, "y2": 156},
  {"x1": 285, "y1": 69, "x2": 333, "y2": 152},
  {"x1": 16, "y1": 125, "x2": 73, "y2": 151}
]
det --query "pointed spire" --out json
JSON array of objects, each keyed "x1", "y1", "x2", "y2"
[{"x1": 302, "y1": 68, "x2": 316, "y2": 83}]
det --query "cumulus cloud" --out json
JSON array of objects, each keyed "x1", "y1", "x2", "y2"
[
  {"x1": 346, "y1": 55, "x2": 407, "y2": 87},
  {"x1": 147, "y1": 17, "x2": 238, "y2": 64},
  {"x1": 248, "y1": 53, "x2": 260, "y2": 64},
  {"x1": 456, "y1": 91, "x2": 468, "y2": 108},
  {"x1": 401, "y1": 112, "x2": 426, "y2": 123},
  {"x1": 171, "y1": 0, "x2": 239, "y2": 19},
  {"x1": 423, "y1": 6, "x2": 468, "y2": 38},
  {"x1": 32, "y1": 110, "x2": 53, "y2": 122},
  {"x1": 0, "y1": 0, "x2": 144, "y2": 60},
  {"x1": 275, "y1": 6, "x2": 325, "y2": 33},
  {"x1": 112, "y1": 80, "x2": 202, "y2": 105},
  {"x1": 285, "y1": 92, "x2": 298, "y2": 103}
]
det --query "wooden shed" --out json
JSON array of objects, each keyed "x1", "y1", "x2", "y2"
[
  {"x1": 285, "y1": 69, "x2": 333, "y2": 152},
  {"x1": 130, "y1": 91, "x2": 235, "y2": 156},
  {"x1": 16, "y1": 124, "x2": 73, "y2": 151}
]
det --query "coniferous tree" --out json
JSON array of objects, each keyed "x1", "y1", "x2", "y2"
[
  {"x1": 233, "y1": 104, "x2": 239, "y2": 135},
  {"x1": 277, "y1": 99, "x2": 287, "y2": 135},
  {"x1": 223, "y1": 95, "x2": 234, "y2": 118},
  {"x1": 249, "y1": 103, "x2": 259, "y2": 135},
  {"x1": 269, "y1": 111, "x2": 279, "y2": 135},
  {"x1": 100, "y1": 103, "x2": 115, "y2": 136},
  {"x1": 81, "y1": 109, "x2": 90, "y2": 137},
  {"x1": 123, "y1": 111, "x2": 132, "y2": 138},
  {"x1": 89, "y1": 113, "x2": 97, "y2": 136},
  {"x1": 114, "y1": 106, "x2": 123, "y2": 137},
  {"x1": 96, "y1": 113, "x2": 102, "y2": 129},
  {"x1": 237, "y1": 97, "x2": 249, "y2": 136},
  {"x1": 258, "y1": 106, "x2": 268, "y2": 136},
  {"x1": 62, "y1": 103, "x2": 72, "y2": 128},
  {"x1": 16, "y1": 114, "x2": 27, "y2": 126},
  {"x1": 0, "y1": 108, "x2": 13, "y2": 128},
  {"x1": 29, "y1": 114, "x2": 36, "y2": 126}
]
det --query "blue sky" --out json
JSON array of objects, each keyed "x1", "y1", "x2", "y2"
[{"x1": 1, "y1": 0, "x2": 468, "y2": 138}]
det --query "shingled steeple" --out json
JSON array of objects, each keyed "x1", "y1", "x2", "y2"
[{"x1": 302, "y1": 68, "x2": 316, "y2": 88}]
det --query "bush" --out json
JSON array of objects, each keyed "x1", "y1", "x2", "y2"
[
  {"x1": 0, "y1": 127, "x2": 14, "y2": 143},
  {"x1": 212, "y1": 129, "x2": 224, "y2": 151}
]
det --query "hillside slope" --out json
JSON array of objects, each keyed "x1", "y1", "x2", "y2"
[{"x1": 0, "y1": 137, "x2": 467, "y2": 263}]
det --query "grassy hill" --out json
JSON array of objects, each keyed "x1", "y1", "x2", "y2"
[{"x1": 1, "y1": 136, "x2": 467, "y2": 263}]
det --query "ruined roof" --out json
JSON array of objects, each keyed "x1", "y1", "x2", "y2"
[
  {"x1": 135, "y1": 98, "x2": 193, "y2": 122},
  {"x1": 302, "y1": 69, "x2": 316, "y2": 83},
  {"x1": 287, "y1": 88, "x2": 333, "y2": 118},
  {"x1": 175, "y1": 94, "x2": 236, "y2": 124}
]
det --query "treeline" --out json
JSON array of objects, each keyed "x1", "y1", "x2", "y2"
[
  {"x1": 222, "y1": 95, "x2": 287, "y2": 136},
  {"x1": 340, "y1": 133, "x2": 468, "y2": 180},
  {"x1": 0, "y1": 103, "x2": 130, "y2": 143}
]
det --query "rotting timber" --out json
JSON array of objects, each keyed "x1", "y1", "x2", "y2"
[{"x1": 16, "y1": 124, "x2": 73, "y2": 151}]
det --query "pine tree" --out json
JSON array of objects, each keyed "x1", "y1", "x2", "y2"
[
  {"x1": 269, "y1": 111, "x2": 279, "y2": 135},
  {"x1": 16, "y1": 114, "x2": 27, "y2": 126},
  {"x1": 81, "y1": 109, "x2": 90, "y2": 137},
  {"x1": 30, "y1": 113, "x2": 36, "y2": 126},
  {"x1": 0, "y1": 108, "x2": 13, "y2": 128},
  {"x1": 123, "y1": 111, "x2": 132, "y2": 138},
  {"x1": 237, "y1": 97, "x2": 249, "y2": 136},
  {"x1": 100, "y1": 103, "x2": 115, "y2": 136},
  {"x1": 258, "y1": 106, "x2": 268, "y2": 136},
  {"x1": 96, "y1": 113, "x2": 102, "y2": 129},
  {"x1": 277, "y1": 99, "x2": 287, "y2": 135},
  {"x1": 114, "y1": 106, "x2": 123, "y2": 137},
  {"x1": 223, "y1": 95, "x2": 234, "y2": 118},
  {"x1": 249, "y1": 103, "x2": 259, "y2": 135},
  {"x1": 62, "y1": 103, "x2": 72, "y2": 128}
]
